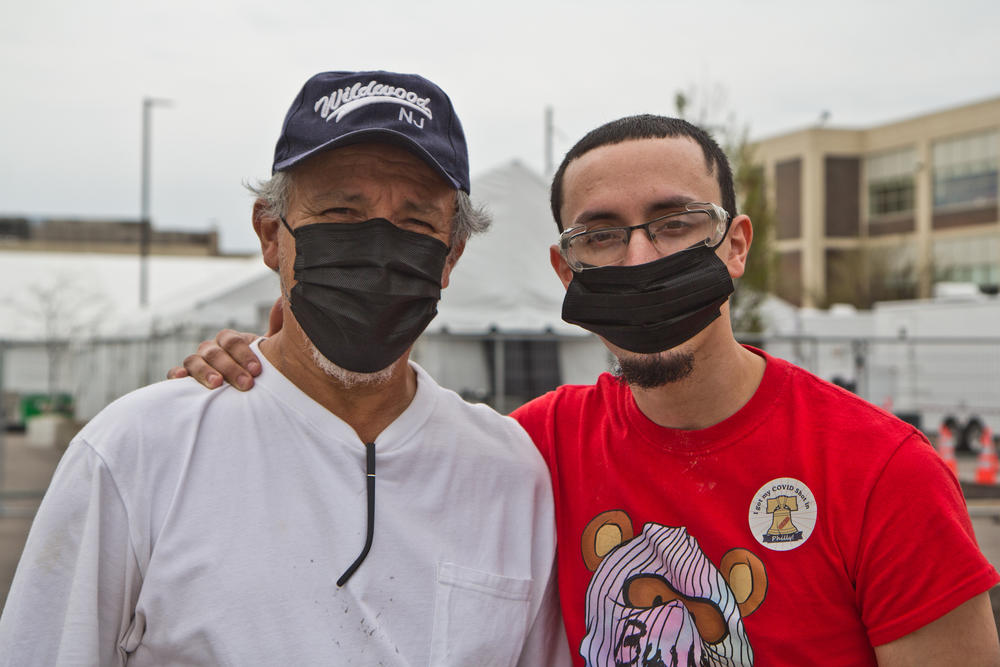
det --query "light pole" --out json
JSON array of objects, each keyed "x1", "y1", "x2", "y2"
[
  {"x1": 140, "y1": 96, "x2": 172, "y2": 307},
  {"x1": 544, "y1": 106, "x2": 554, "y2": 178}
]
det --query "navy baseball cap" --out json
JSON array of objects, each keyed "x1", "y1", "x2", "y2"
[{"x1": 272, "y1": 70, "x2": 471, "y2": 193}]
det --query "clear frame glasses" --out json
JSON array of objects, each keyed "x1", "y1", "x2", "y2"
[{"x1": 558, "y1": 201, "x2": 732, "y2": 271}]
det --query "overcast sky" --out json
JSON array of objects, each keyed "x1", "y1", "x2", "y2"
[{"x1": 2, "y1": 0, "x2": 997, "y2": 253}]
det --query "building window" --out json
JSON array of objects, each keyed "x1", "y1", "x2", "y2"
[
  {"x1": 775, "y1": 159, "x2": 802, "y2": 239},
  {"x1": 933, "y1": 130, "x2": 999, "y2": 209},
  {"x1": 933, "y1": 235, "x2": 1000, "y2": 287},
  {"x1": 0, "y1": 217, "x2": 30, "y2": 240},
  {"x1": 866, "y1": 147, "x2": 916, "y2": 217},
  {"x1": 870, "y1": 243, "x2": 919, "y2": 300},
  {"x1": 483, "y1": 338, "x2": 561, "y2": 409}
]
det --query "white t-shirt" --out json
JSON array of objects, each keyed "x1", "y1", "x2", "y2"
[{"x1": 1, "y1": 341, "x2": 567, "y2": 666}]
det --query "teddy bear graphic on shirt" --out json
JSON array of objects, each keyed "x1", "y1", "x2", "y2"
[{"x1": 580, "y1": 510, "x2": 767, "y2": 667}]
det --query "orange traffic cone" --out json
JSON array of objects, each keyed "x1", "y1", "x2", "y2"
[
  {"x1": 937, "y1": 423, "x2": 958, "y2": 477},
  {"x1": 974, "y1": 426, "x2": 998, "y2": 485}
]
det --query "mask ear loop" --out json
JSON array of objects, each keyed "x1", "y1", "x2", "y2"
[{"x1": 337, "y1": 441, "x2": 376, "y2": 587}]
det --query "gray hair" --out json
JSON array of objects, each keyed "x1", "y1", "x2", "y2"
[{"x1": 246, "y1": 172, "x2": 491, "y2": 247}]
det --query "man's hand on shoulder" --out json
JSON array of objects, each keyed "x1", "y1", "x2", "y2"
[
  {"x1": 166, "y1": 330, "x2": 261, "y2": 390},
  {"x1": 166, "y1": 298, "x2": 280, "y2": 390}
]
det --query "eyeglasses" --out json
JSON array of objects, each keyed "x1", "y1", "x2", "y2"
[{"x1": 558, "y1": 202, "x2": 732, "y2": 271}]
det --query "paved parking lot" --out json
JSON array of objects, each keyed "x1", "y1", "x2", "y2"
[{"x1": 0, "y1": 432, "x2": 63, "y2": 610}]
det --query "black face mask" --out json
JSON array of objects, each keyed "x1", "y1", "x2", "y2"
[
  {"x1": 561, "y1": 244, "x2": 735, "y2": 354},
  {"x1": 281, "y1": 217, "x2": 449, "y2": 373}
]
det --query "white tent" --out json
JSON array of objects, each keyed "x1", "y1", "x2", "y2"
[
  {"x1": 0, "y1": 250, "x2": 277, "y2": 422},
  {"x1": 0, "y1": 250, "x2": 270, "y2": 341},
  {"x1": 1, "y1": 160, "x2": 609, "y2": 420},
  {"x1": 415, "y1": 160, "x2": 609, "y2": 409},
  {"x1": 432, "y1": 160, "x2": 583, "y2": 335}
]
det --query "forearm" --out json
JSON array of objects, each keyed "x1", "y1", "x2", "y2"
[{"x1": 874, "y1": 590, "x2": 1000, "y2": 665}]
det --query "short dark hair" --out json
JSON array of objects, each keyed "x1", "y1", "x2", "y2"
[{"x1": 550, "y1": 115, "x2": 736, "y2": 231}]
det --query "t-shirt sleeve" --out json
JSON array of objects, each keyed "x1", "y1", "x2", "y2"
[
  {"x1": 511, "y1": 393, "x2": 556, "y2": 466},
  {"x1": 855, "y1": 432, "x2": 1000, "y2": 646},
  {"x1": 0, "y1": 438, "x2": 142, "y2": 666}
]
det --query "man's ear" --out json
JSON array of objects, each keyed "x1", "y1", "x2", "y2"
[
  {"x1": 441, "y1": 239, "x2": 466, "y2": 289},
  {"x1": 723, "y1": 214, "x2": 753, "y2": 280},
  {"x1": 550, "y1": 244, "x2": 575, "y2": 289},
  {"x1": 253, "y1": 200, "x2": 281, "y2": 271}
]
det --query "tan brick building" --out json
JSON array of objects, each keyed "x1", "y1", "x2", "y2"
[
  {"x1": 753, "y1": 96, "x2": 999, "y2": 307},
  {"x1": 0, "y1": 218, "x2": 222, "y2": 256}
]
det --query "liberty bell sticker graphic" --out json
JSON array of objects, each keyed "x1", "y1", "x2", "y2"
[
  {"x1": 763, "y1": 495, "x2": 803, "y2": 543},
  {"x1": 749, "y1": 478, "x2": 817, "y2": 551}
]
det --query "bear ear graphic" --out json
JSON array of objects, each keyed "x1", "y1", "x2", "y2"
[
  {"x1": 719, "y1": 548, "x2": 768, "y2": 617},
  {"x1": 581, "y1": 510, "x2": 634, "y2": 572}
]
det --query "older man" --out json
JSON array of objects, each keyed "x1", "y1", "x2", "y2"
[
  {"x1": 0, "y1": 71, "x2": 566, "y2": 666},
  {"x1": 178, "y1": 113, "x2": 1000, "y2": 666}
]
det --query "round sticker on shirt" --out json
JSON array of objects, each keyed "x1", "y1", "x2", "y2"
[{"x1": 748, "y1": 477, "x2": 818, "y2": 551}]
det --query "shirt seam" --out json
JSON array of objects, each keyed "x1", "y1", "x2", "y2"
[
  {"x1": 850, "y1": 428, "x2": 923, "y2": 582},
  {"x1": 74, "y1": 436, "x2": 145, "y2": 581},
  {"x1": 867, "y1": 568, "x2": 1000, "y2": 646}
]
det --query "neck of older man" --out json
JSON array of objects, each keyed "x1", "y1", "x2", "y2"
[
  {"x1": 258, "y1": 327, "x2": 418, "y2": 445},
  {"x1": 627, "y1": 316, "x2": 766, "y2": 432}
]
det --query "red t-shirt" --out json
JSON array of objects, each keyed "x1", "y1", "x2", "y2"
[{"x1": 513, "y1": 348, "x2": 998, "y2": 666}]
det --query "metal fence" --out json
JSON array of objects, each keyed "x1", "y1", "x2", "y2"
[
  {"x1": 0, "y1": 329, "x2": 221, "y2": 516},
  {"x1": 748, "y1": 333, "x2": 1000, "y2": 450},
  {"x1": 1, "y1": 328, "x2": 225, "y2": 423},
  {"x1": 2, "y1": 331, "x2": 999, "y2": 513}
]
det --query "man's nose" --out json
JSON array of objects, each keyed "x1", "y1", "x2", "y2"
[
  {"x1": 363, "y1": 195, "x2": 397, "y2": 223},
  {"x1": 369, "y1": 204, "x2": 394, "y2": 222},
  {"x1": 623, "y1": 228, "x2": 661, "y2": 266}
]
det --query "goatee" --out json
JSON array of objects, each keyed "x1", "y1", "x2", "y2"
[
  {"x1": 613, "y1": 350, "x2": 695, "y2": 389},
  {"x1": 309, "y1": 342, "x2": 395, "y2": 388}
]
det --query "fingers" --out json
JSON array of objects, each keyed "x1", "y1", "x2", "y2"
[
  {"x1": 179, "y1": 334, "x2": 247, "y2": 390},
  {"x1": 166, "y1": 366, "x2": 190, "y2": 380},
  {"x1": 217, "y1": 329, "x2": 263, "y2": 384},
  {"x1": 173, "y1": 328, "x2": 266, "y2": 391},
  {"x1": 189, "y1": 328, "x2": 265, "y2": 391},
  {"x1": 181, "y1": 352, "x2": 225, "y2": 389}
]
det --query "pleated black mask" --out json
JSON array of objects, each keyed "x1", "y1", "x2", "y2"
[
  {"x1": 561, "y1": 245, "x2": 735, "y2": 354},
  {"x1": 281, "y1": 217, "x2": 449, "y2": 373}
]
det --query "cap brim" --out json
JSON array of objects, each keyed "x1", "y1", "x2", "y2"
[{"x1": 272, "y1": 128, "x2": 466, "y2": 192}]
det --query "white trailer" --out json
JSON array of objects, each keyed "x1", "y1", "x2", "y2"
[
  {"x1": 869, "y1": 287, "x2": 1000, "y2": 451},
  {"x1": 760, "y1": 285, "x2": 1000, "y2": 451}
]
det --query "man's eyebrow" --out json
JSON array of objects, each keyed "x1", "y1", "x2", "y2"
[
  {"x1": 572, "y1": 196, "x2": 697, "y2": 228},
  {"x1": 572, "y1": 209, "x2": 623, "y2": 227},
  {"x1": 299, "y1": 191, "x2": 367, "y2": 216},
  {"x1": 298, "y1": 190, "x2": 362, "y2": 211},
  {"x1": 316, "y1": 191, "x2": 364, "y2": 204},
  {"x1": 645, "y1": 196, "x2": 697, "y2": 216},
  {"x1": 399, "y1": 198, "x2": 450, "y2": 218}
]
